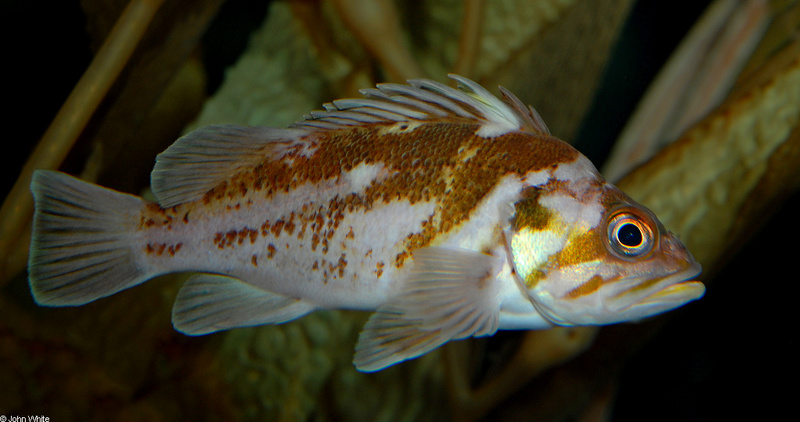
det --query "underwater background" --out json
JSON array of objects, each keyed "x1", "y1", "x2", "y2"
[{"x1": 2, "y1": 0, "x2": 798, "y2": 420}]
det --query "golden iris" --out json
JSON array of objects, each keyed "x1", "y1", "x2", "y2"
[{"x1": 606, "y1": 212, "x2": 654, "y2": 258}]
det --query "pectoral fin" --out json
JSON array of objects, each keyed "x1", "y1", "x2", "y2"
[
  {"x1": 172, "y1": 274, "x2": 315, "y2": 335},
  {"x1": 354, "y1": 247, "x2": 501, "y2": 372}
]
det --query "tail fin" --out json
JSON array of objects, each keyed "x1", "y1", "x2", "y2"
[{"x1": 28, "y1": 170, "x2": 150, "y2": 306}]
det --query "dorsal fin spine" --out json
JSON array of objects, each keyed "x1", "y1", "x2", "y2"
[
  {"x1": 295, "y1": 74, "x2": 548, "y2": 138},
  {"x1": 150, "y1": 75, "x2": 551, "y2": 208}
]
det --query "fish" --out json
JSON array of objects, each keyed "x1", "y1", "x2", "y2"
[{"x1": 27, "y1": 74, "x2": 704, "y2": 372}]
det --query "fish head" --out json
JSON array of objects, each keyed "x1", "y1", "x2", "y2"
[{"x1": 505, "y1": 177, "x2": 704, "y2": 326}]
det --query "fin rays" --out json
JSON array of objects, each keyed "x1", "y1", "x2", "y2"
[
  {"x1": 28, "y1": 171, "x2": 151, "y2": 306},
  {"x1": 150, "y1": 75, "x2": 548, "y2": 208},
  {"x1": 293, "y1": 74, "x2": 550, "y2": 138},
  {"x1": 172, "y1": 274, "x2": 316, "y2": 335},
  {"x1": 151, "y1": 125, "x2": 306, "y2": 208},
  {"x1": 354, "y1": 247, "x2": 501, "y2": 372}
]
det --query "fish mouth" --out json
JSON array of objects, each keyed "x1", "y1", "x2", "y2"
[{"x1": 604, "y1": 262, "x2": 704, "y2": 316}]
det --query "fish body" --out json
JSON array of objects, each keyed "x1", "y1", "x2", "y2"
[{"x1": 28, "y1": 75, "x2": 704, "y2": 371}]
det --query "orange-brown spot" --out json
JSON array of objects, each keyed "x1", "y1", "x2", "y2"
[
  {"x1": 267, "y1": 243, "x2": 276, "y2": 258},
  {"x1": 311, "y1": 233, "x2": 320, "y2": 251},
  {"x1": 251, "y1": 254, "x2": 258, "y2": 267},
  {"x1": 284, "y1": 214, "x2": 296, "y2": 235},
  {"x1": 337, "y1": 254, "x2": 347, "y2": 277},
  {"x1": 566, "y1": 274, "x2": 605, "y2": 298},
  {"x1": 394, "y1": 251, "x2": 409, "y2": 268},
  {"x1": 271, "y1": 219, "x2": 285, "y2": 237}
]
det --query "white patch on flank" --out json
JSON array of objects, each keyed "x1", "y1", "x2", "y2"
[
  {"x1": 436, "y1": 173, "x2": 526, "y2": 249},
  {"x1": 520, "y1": 169, "x2": 551, "y2": 188},
  {"x1": 552, "y1": 155, "x2": 599, "y2": 182},
  {"x1": 436, "y1": 170, "x2": 553, "y2": 251},
  {"x1": 343, "y1": 162, "x2": 389, "y2": 193},
  {"x1": 539, "y1": 191, "x2": 603, "y2": 230},
  {"x1": 475, "y1": 121, "x2": 520, "y2": 138}
]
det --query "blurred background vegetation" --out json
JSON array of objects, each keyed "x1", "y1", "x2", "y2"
[{"x1": 2, "y1": 0, "x2": 797, "y2": 420}]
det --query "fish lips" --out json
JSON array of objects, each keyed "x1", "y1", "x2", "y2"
[{"x1": 602, "y1": 261, "x2": 704, "y2": 317}]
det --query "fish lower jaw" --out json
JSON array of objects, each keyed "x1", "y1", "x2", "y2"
[{"x1": 605, "y1": 262, "x2": 704, "y2": 314}]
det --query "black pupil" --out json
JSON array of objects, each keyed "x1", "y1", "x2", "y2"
[{"x1": 617, "y1": 223, "x2": 643, "y2": 247}]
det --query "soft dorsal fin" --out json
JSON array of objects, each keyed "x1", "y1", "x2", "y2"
[
  {"x1": 293, "y1": 74, "x2": 551, "y2": 138},
  {"x1": 151, "y1": 75, "x2": 549, "y2": 208},
  {"x1": 151, "y1": 124, "x2": 307, "y2": 208}
]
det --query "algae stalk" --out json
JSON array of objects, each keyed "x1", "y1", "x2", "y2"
[{"x1": 0, "y1": 0, "x2": 165, "y2": 282}]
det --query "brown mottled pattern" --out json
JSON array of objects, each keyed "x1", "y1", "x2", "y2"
[
  {"x1": 197, "y1": 123, "x2": 578, "y2": 266},
  {"x1": 138, "y1": 202, "x2": 188, "y2": 257},
  {"x1": 138, "y1": 120, "x2": 581, "y2": 294}
]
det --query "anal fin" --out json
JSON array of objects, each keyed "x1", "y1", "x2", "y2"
[
  {"x1": 354, "y1": 247, "x2": 501, "y2": 372},
  {"x1": 172, "y1": 274, "x2": 315, "y2": 335}
]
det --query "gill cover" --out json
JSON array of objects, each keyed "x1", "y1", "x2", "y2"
[{"x1": 506, "y1": 185, "x2": 704, "y2": 327}]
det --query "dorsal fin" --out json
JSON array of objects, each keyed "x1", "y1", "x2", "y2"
[
  {"x1": 151, "y1": 124, "x2": 307, "y2": 208},
  {"x1": 150, "y1": 75, "x2": 550, "y2": 208},
  {"x1": 292, "y1": 74, "x2": 551, "y2": 138},
  {"x1": 497, "y1": 85, "x2": 551, "y2": 135}
]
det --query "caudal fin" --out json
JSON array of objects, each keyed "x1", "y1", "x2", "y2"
[{"x1": 28, "y1": 170, "x2": 150, "y2": 306}]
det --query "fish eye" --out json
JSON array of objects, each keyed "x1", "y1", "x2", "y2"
[{"x1": 607, "y1": 212, "x2": 654, "y2": 258}]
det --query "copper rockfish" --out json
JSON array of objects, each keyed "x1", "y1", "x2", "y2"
[{"x1": 28, "y1": 75, "x2": 704, "y2": 371}]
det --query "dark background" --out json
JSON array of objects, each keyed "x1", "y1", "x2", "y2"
[{"x1": 4, "y1": 0, "x2": 796, "y2": 420}]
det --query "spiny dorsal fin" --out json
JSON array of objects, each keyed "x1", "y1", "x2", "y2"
[
  {"x1": 497, "y1": 85, "x2": 551, "y2": 135},
  {"x1": 150, "y1": 76, "x2": 550, "y2": 208},
  {"x1": 293, "y1": 74, "x2": 551, "y2": 138}
]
